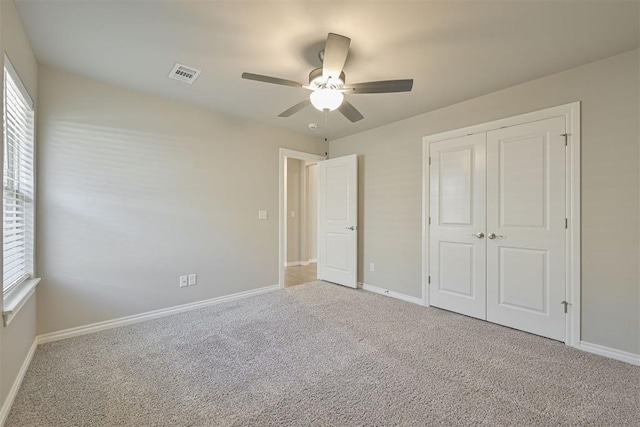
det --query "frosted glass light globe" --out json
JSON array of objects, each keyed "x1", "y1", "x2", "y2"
[{"x1": 310, "y1": 88, "x2": 344, "y2": 111}]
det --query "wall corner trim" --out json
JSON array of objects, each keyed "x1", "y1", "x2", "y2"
[
  {"x1": 579, "y1": 341, "x2": 640, "y2": 366},
  {"x1": 37, "y1": 284, "x2": 280, "y2": 345},
  {"x1": 0, "y1": 338, "x2": 37, "y2": 426},
  {"x1": 361, "y1": 283, "x2": 425, "y2": 306}
]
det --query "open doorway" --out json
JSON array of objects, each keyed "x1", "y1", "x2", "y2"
[
  {"x1": 285, "y1": 159, "x2": 319, "y2": 287},
  {"x1": 279, "y1": 149, "x2": 325, "y2": 289}
]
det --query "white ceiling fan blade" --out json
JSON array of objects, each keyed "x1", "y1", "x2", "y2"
[
  {"x1": 242, "y1": 72, "x2": 306, "y2": 88},
  {"x1": 338, "y1": 101, "x2": 364, "y2": 122},
  {"x1": 278, "y1": 99, "x2": 311, "y2": 117},
  {"x1": 322, "y1": 33, "x2": 351, "y2": 81},
  {"x1": 344, "y1": 79, "x2": 414, "y2": 94}
]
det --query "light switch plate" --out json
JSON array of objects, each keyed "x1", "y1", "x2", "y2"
[
  {"x1": 188, "y1": 274, "x2": 197, "y2": 286},
  {"x1": 179, "y1": 276, "x2": 188, "y2": 288},
  {"x1": 258, "y1": 210, "x2": 268, "y2": 220}
]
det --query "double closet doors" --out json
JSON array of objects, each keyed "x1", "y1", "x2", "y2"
[{"x1": 429, "y1": 116, "x2": 567, "y2": 341}]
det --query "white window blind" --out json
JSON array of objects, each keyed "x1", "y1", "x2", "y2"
[{"x1": 3, "y1": 58, "x2": 34, "y2": 293}]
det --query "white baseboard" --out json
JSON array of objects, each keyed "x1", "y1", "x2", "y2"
[
  {"x1": 361, "y1": 283, "x2": 425, "y2": 306},
  {"x1": 579, "y1": 341, "x2": 640, "y2": 366},
  {"x1": 37, "y1": 284, "x2": 280, "y2": 345},
  {"x1": 0, "y1": 338, "x2": 37, "y2": 426},
  {"x1": 285, "y1": 260, "x2": 316, "y2": 267}
]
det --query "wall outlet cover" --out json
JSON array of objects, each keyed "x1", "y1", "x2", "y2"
[
  {"x1": 179, "y1": 276, "x2": 188, "y2": 288},
  {"x1": 258, "y1": 210, "x2": 268, "y2": 220},
  {"x1": 188, "y1": 274, "x2": 197, "y2": 286}
]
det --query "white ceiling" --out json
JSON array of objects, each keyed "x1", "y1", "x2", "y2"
[{"x1": 15, "y1": 0, "x2": 640, "y2": 140}]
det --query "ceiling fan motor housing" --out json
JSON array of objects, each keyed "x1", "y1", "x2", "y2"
[{"x1": 309, "y1": 67, "x2": 345, "y2": 88}]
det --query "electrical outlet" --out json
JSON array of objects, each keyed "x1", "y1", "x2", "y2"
[
  {"x1": 188, "y1": 274, "x2": 197, "y2": 286},
  {"x1": 291, "y1": 211, "x2": 296, "y2": 218},
  {"x1": 179, "y1": 276, "x2": 188, "y2": 288},
  {"x1": 369, "y1": 263, "x2": 375, "y2": 272},
  {"x1": 258, "y1": 210, "x2": 268, "y2": 220}
]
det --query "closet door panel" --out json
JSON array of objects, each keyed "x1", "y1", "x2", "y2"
[
  {"x1": 429, "y1": 134, "x2": 487, "y2": 320},
  {"x1": 486, "y1": 116, "x2": 566, "y2": 341}
]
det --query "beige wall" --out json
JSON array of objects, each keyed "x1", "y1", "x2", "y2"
[
  {"x1": 286, "y1": 158, "x2": 302, "y2": 264},
  {"x1": 0, "y1": 0, "x2": 38, "y2": 410},
  {"x1": 330, "y1": 50, "x2": 640, "y2": 355},
  {"x1": 36, "y1": 65, "x2": 326, "y2": 334}
]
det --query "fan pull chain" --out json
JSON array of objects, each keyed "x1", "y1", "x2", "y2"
[{"x1": 324, "y1": 110, "x2": 329, "y2": 143}]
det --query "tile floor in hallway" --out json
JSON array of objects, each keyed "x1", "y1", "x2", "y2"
[{"x1": 285, "y1": 263, "x2": 317, "y2": 288}]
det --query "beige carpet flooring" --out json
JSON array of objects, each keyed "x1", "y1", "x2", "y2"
[{"x1": 7, "y1": 281, "x2": 640, "y2": 426}]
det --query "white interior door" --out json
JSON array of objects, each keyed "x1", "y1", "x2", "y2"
[
  {"x1": 429, "y1": 134, "x2": 487, "y2": 319},
  {"x1": 486, "y1": 117, "x2": 566, "y2": 341},
  {"x1": 318, "y1": 154, "x2": 358, "y2": 288}
]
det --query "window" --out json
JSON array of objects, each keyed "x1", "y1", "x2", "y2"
[{"x1": 3, "y1": 58, "x2": 35, "y2": 294}]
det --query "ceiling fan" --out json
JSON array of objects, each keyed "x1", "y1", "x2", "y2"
[{"x1": 241, "y1": 33, "x2": 413, "y2": 123}]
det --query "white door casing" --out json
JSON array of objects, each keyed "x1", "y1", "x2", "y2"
[
  {"x1": 318, "y1": 154, "x2": 358, "y2": 288},
  {"x1": 429, "y1": 134, "x2": 487, "y2": 319},
  {"x1": 486, "y1": 117, "x2": 567, "y2": 341}
]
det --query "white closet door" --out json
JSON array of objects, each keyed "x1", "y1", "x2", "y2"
[
  {"x1": 486, "y1": 117, "x2": 566, "y2": 341},
  {"x1": 429, "y1": 134, "x2": 487, "y2": 319}
]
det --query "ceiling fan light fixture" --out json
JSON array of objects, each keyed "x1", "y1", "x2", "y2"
[
  {"x1": 310, "y1": 88, "x2": 344, "y2": 112},
  {"x1": 241, "y1": 33, "x2": 413, "y2": 123}
]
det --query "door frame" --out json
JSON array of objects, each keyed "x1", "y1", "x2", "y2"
[
  {"x1": 279, "y1": 148, "x2": 326, "y2": 289},
  {"x1": 421, "y1": 102, "x2": 581, "y2": 348}
]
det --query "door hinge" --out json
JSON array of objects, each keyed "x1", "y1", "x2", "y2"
[
  {"x1": 428, "y1": 276, "x2": 431, "y2": 284},
  {"x1": 429, "y1": 216, "x2": 431, "y2": 225},
  {"x1": 428, "y1": 157, "x2": 431, "y2": 165},
  {"x1": 565, "y1": 218, "x2": 568, "y2": 229},
  {"x1": 561, "y1": 300, "x2": 569, "y2": 313},
  {"x1": 561, "y1": 133, "x2": 568, "y2": 146}
]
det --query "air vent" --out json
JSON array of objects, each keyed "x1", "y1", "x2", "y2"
[{"x1": 168, "y1": 63, "x2": 201, "y2": 84}]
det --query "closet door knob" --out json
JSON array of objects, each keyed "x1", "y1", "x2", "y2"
[{"x1": 472, "y1": 232, "x2": 485, "y2": 239}]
